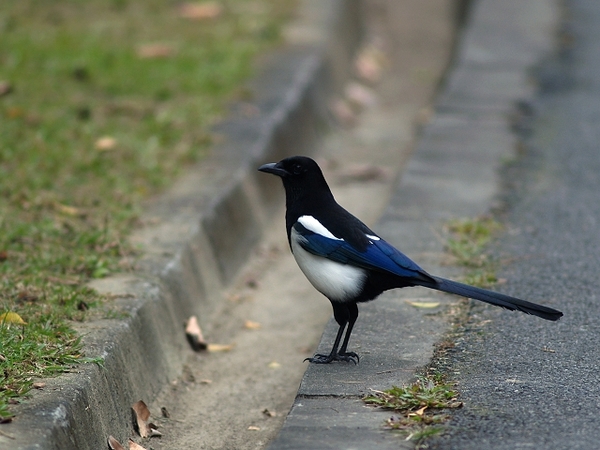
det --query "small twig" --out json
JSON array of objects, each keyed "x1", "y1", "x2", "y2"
[
  {"x1": 0, "y1": 429, "x2": 16, "y2": 439},
  {"x1": 375, "y1": 367, "x2": 412, "y2": 375}
]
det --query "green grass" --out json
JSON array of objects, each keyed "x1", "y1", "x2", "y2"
[
  {"x1": 445, "y1": 216, "x2": 503, "y2": 288},
  {"x1": 0, "y1": 0, "x2": 293, "y2": 420},
  {"x1": 364, "y1": 375, "x2": 462, "y2": 443}
]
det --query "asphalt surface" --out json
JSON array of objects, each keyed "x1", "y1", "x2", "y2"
[{"x1": 429, "y1": 0, "x2": 600, "y2": 448}]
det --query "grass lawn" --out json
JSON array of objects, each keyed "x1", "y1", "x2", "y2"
[{"x1": 0, "y1": 0, "x2": 293, "y2": 420}]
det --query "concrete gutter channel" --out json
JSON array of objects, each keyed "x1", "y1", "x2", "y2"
[{"x1": 1, "y1": 0, "x2": 557, "y2": 448}]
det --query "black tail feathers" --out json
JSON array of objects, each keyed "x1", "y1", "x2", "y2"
[{"x1": 419, "y1": 276, "x2": 563, "y2": 321}]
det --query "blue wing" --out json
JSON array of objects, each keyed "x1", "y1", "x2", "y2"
[{"x1": 293, "y1": 222, "x2": 431, "y2": 280}]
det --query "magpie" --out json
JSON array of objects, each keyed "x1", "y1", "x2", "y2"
[{"x1": 258, "y1": 156, "x2": 563, "y2": 364}]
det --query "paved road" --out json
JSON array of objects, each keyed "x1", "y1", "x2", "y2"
[{"x1": 430, "y1": 1, "x2": 600, "y2": 448}]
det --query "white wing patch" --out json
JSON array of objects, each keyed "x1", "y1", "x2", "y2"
[
  {"x1": 290, "y1": 226, "x2": 366, "y2": 302},
  {"x1": 297, "y1": 215, "x2": 341, "y2": 240}
]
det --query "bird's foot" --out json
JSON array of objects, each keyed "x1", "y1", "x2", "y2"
[{"x1": 304, "y1": 351, "x2": 359, "y2": 364}]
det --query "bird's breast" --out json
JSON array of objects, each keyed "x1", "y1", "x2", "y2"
[{"x1": 290, "y1": 228, "x2": 366, "y2": 302}]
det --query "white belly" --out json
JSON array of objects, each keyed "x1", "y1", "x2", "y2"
[{"x1": 290, "y1": 228, "x2": 366, "y2": 302}]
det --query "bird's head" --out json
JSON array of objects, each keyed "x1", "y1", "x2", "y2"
[
  {"x1": 258, "y1": 155, "x2": 319, "y2": 179},
  {"x1": 258, "y1": 155, "x2": 333, "y2": 205}
]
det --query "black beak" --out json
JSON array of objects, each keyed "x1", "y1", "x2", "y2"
[{"x1": 258, "y1": 162, "x2": 289, "y2": 177}]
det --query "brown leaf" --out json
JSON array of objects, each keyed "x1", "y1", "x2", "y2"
[
  {"x1": 54, "y1": 202, "x2": 84, "y2": 217},
  {"x1": 268, "y1": 361, "x2": 281, "y2": 369},
  {"x1": 128, "y1": 440, "x2": 148, "y2": 450},
  {"x1": 132, "y1": 400, "x2": 151, "y2": 438},
  {"x1": 415, "y1": 406, "x2": 427, "y2": 416},
  {"x1": 32, "y1": 382, "x2": 46, "y2": 389},
  {"x1": 178, "y1": 2, "x2": 223, "y2": 20},
  {"x1": 95, "y1": 136, "x2": 117, "y2": 151},
  {"x1": 262, "y1": 408, "x2": 276, "y2": 417},
  {"x1": 207, "y1": 343, "x2": 234, "y2": 352},
  {"x1": 137, "y1": 44, "x2": 176, "y2": 59},
  {"x1": 185, "y1": 315, "x2": 208, "y2": 351},
  {"x1": 405, "y1": 300, "x2": 441, "y2": 309},
  {"x1": 0, "y1": 250, "x2": 7, "y2": 261},
  {"x1": 244, "y1": 320, "x2": 261, "y2": 330},
  {"x1": 108, "y1": 436, "x2": 126, "y2": 450}
]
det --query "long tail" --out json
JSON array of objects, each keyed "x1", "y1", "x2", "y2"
[{"x1": 417, "y1": 276, "x2": 563, "y2": 321}]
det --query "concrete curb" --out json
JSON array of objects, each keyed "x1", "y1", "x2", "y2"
[
  {"x1": 267, "y1": 0, "x2": 559, "y2": 448},
  {"x1": 3, "y1": 1, "x2": 363, "y2": 449}
]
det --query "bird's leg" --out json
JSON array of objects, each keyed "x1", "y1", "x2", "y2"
[
  {"x1": 338, "y1": 302, "x2": 359, "y2": 363},
  {"x1": 304, "y1": 321, "x2": 346, "y2": 364},
  {"x1": 305, "y1": 303, "x2": 359, "y2": 364}
]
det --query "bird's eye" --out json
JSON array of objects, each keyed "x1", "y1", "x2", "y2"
[{"x1": 292, "y1": 163, "x2": 303, "y2": 175}]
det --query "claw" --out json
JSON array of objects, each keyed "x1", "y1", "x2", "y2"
[{"x1": 304, "y1": 351, "x2": 359, "y2": 364}]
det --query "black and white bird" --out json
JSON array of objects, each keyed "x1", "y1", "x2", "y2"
[{"x1": 258, "y1": 156, "x2": 563, "y2": 364}]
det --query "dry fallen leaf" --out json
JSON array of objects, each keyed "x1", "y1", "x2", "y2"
[
  {"x1": 178, "y1": 2, "x2": 223, "y2": 20},
  {"x1": 248, "y1": 426, "x2": 261, "y2": 431},
  {"x1": 32, "y1": 382, "x2": 46, "y2": 389},
  {"x1": 0, "y1": 312, "x2": 26, "y2": 326},
  {"x1": 108, "y1": 436, "x2": 126, "y2": 450},
  {"x1": 54, "y1": 202, "x2": 83, "y2": 217},
  {"x1": 268, "y1": 361, "x2": 281, "y2": 369},
  {"x1": 207, "y1": 343, "x2": 234, "y2": 352},
  {"x1": 262, "y1": 408, "x2": 276, "y2": 417},
  {"x1": 132, "y1": 400, "x2": 151, "y2": 438},
  {"x1": 128, "y1": 440, "x2": 148, "y2": 450},
  {"x1": 415, "y1": 406, "x2": 427, "y2": 416},
  {"x1": 244, "y1": 320, "x2": 262, "y2": 330},
  {"x1": 405, "y1": 300, "x2": 441, "y2": 309},
  {"x1": 137, "y1": 44, "x2": 175, "y2": 59},
  {"x1": 95, "y1": 136, "x2": 117, "y2": 151},
  {"x1": 185, "y1": 315, "x2": 208, "y2": 351}
]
